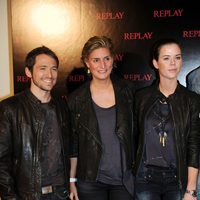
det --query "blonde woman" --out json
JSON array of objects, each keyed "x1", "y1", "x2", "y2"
[{"x1": 68, "y1": 36, "x2": 135, "y2": 200}]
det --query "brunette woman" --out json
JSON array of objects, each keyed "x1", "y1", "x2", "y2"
[{"x1": 134, "y1": 38, "x2": 200, "y2": 200}]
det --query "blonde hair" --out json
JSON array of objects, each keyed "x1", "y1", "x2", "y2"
[{"x1": 81, "y1": 36, "x2": 114, "y2": 64}]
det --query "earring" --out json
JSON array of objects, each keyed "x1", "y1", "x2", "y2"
[
  {"x1": 87, "y1": 68, "x2": 91, "y2": 74},
  {"x1": 113, "y1": 62, "x2": 117, "y2": 69}
]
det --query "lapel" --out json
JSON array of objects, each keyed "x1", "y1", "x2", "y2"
[{"x1": 75, "y1": 81, "x2": 101, "y2": 144}]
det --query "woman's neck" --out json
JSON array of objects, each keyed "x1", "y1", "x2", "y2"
[
  {"x1": 90, "y1": 78, "x2": 112, "y2": 92},
  {"x1": 90, "y1": 78, "x2": 115, "y2": 108},
  {"x1": 159, "y1": 79, "x2": 178, "y2": 97}
]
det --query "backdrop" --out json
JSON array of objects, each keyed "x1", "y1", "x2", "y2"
[{"x1": 11, "y1": 0, "x2": 200, "y2": 97}]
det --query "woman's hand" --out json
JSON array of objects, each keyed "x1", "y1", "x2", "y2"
[
  {"x1": 183, "y1": 192, "x2": 197, "y2": 200},
  {"x1": 69, "y1": 182, "x2": 79, "y2": 200}
]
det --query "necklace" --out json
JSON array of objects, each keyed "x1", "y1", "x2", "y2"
[
  {"x1": 152, "y1": 100, "x2": 170, "y2": 147},
  {"x1": 159, "y1": 97, "x2": 168, "y2": 104}
]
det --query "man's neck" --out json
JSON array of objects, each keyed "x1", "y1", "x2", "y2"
[{"x1": 30, "y1": 87, "x2": 51, "y2": 103}]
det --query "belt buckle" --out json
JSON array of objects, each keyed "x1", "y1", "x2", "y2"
[{"x1": 42, "y1": 185, "x2": 53, "y2": 194}]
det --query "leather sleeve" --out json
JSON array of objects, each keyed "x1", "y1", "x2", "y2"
[
  {"x1": 67, "y1": 96, "x2": 78, "y2": 158},
  {"x1": 187, "y1": 94, "x2": 200, "y2": 168},
  {"x1": 0, "y1": 101, "x2": 18, "y2": 199}
]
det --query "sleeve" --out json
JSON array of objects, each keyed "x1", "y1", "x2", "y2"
[
  {"x1": 133, "y1": 92, "x2": 140, "y2": 152},
  {"x1": 187, "y1": 94, "x2": 200, "y2": 168},
  {"x1": 0, "y1": 102, "x2": 18, "y2": 199},
  {"x1": 67, "y1": 97, "x2": 78, "y2": 158}
]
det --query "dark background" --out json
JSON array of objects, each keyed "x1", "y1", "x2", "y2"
[{"x1": 11, "y1": 0, "x2": 200, "y2": 97}]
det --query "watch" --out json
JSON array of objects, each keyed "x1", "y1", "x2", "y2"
[{"x1": 185, "y1": 189, "x2": 197, "y2": 197}]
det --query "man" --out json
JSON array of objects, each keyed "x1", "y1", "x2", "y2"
[{"x1": 0, "y1": 46, "x2": 70, "y2": 200}]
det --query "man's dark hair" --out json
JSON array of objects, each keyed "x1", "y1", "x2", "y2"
[{"x1": 25, "y1": 46, "x2": 59, "y2": 71}]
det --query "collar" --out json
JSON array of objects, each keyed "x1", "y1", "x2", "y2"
[
  {"x1": 24, "y1": 89, "x2": 55, "y2": 107},
  {"x1": 154, "y1": 81, "x2": 181, "y2": 103}
]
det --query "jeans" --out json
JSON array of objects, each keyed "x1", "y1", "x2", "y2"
[
  {"x1": 135, "y1": 166, "x2": 181, "y2": 200},
  {"x1": 77, "y1": 180, "x2": 133, "y2": 200}
]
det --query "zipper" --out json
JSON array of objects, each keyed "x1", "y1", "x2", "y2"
[{"x1": 79, "y1": 121, "x2": 102, "y2": 148}]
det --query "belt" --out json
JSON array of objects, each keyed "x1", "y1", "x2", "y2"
[
  {"x1": 41, "y1": 185, "x2": 66, "y2": 195},
  {"x1": 41, "y1": 184, "x2": 68, "y2": 194},
  {"x1": 42, "y1": 185, "x2": 53, "y2": 194}
]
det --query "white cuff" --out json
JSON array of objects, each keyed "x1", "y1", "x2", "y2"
[{"x1": 69, "y1": 178, "x2": 77, "y2": 183}]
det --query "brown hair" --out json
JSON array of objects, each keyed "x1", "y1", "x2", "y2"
[
  {"x1": 25, "y1": 46, "x2": 59, "y2": 71},
  {"x1": 81, "y1": 36, "x2": 114, "y2": 65}
]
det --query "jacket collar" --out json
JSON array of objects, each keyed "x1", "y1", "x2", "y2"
[
  {"x1": 24, "y1": 89, "x2": 55, "y2": 107},
  {"x1": 153, "y1": 80, "x2": 182, "y2": 99},
  {"x1": 76, "y1": 73, "x2": 123, "y2": 101}
]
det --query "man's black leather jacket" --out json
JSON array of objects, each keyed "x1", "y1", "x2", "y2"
[
  {"x1": 0, "y1": 90, "x2": 70, "y2": 200},
  {"x1": 68, "y1": 75, "x2": 135, "y2": 196},
  {"x1": 134, "y1": 82, "x2": 200, "y2": 191}
]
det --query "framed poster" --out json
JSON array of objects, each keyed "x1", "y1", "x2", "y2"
[{"x1": 0, "y1": 0, "x2": 13, "y2": 100}]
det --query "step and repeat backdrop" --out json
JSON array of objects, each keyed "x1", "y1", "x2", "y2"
[{"x1": 11, "y1": 0, "x2": 200, "y2": 97}]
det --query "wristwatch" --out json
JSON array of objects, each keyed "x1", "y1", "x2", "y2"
[{"x1": 185, "y1": 189, "x2": 197, "y2": 197}]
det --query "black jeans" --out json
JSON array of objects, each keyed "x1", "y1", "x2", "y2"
[
  {"x1": 77, "y1": 180, "x2": 133, "y2": 200},
  {"x1": 135, "y1": 166, "x2": 181, "y2": 200}
]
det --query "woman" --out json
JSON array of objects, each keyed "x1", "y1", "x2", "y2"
[
  {"x1": 134, "y1": 38, "x2": 200, "y2": 200},
  {"x1": 68, "y1": 36, "x2": 134, "y2": 200}
]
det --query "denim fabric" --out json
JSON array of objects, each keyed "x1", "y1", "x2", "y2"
[
  {"x1": 136, "y1": 166, "x2": 181, "y2": 200},
  {"x1": 77, "y1": 180, "x2": 133, "y2": 200}
]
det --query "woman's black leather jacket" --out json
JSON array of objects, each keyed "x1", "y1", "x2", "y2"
[
  {"x1": 134, "y1": 82, "x2": 200, "y2": 191},
  {"x1": 68, "y1": 75, "x2": 135, "y2": 196}
]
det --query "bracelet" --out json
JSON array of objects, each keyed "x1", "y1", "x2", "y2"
[
  {"x1": 69, "y1": 178, "x2": 77, "y2": 183},
  {"x1": 185, "y1": 189, "x2": 197, "y2": 197}
]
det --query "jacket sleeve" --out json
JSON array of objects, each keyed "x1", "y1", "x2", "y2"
[
  {"x1": 67, "y1": 97, "x2": 78, "y2": 158},
  {"x1": 0, "y1": 102, "x2": 18, "y2": 199},
  {"x1": 187, "y1": 94, "x2": 200, "y2": 168}
]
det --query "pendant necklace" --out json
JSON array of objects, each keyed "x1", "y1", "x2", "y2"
[{"x1": 153, "y1": 99, "x2": 169, "y2": 147}]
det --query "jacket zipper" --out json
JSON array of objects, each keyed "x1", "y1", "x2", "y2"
[{"x1": 79, "y1": 122, "x2": 102, "y2": 148}]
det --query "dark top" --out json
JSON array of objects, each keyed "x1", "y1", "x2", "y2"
[
  {"x1": 93, "y1": 101, "x2": 122, "y2": 185},
  {"x1": 144, "y1": 96, "x2": 176, "y2": 168},
  {"x1": 41, "y1": 103, "x2": 65, "y2": 186}
]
